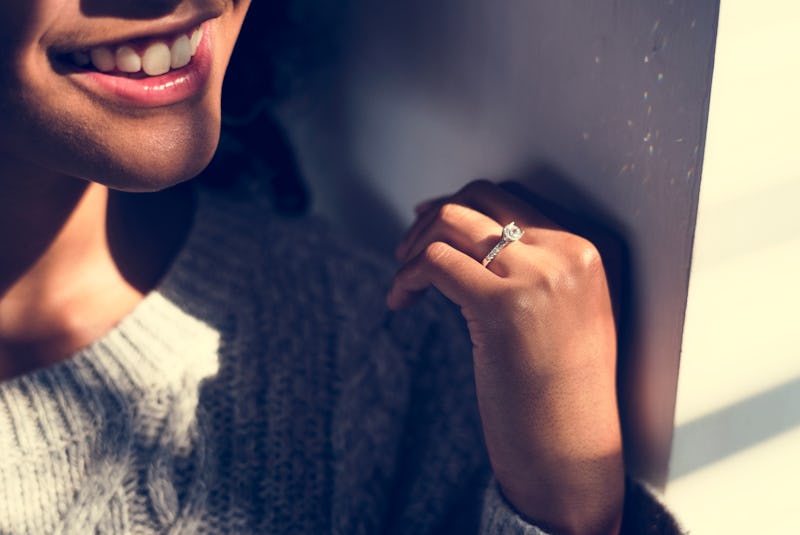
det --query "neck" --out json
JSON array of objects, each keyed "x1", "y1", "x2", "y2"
[{"x1": 0, "y1": 168, "x2": 193, "y2": 380}]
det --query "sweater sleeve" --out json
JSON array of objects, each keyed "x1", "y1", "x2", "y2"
[
  {"x1": 480, "y1": 478, "x2": 552, "y2": 534},
  {"x1": 480, "y1": 476, "x2": 685, "y2": 534},
  {"x1": 620, "y1": 478, "x2": 685, "y2": 535},
  {"x1": 383, "y1": 293, "x2": 683, "y2": 535}
]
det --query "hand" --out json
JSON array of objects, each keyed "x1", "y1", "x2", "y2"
[{"x1": 388, "y1": 180, "x2": 625, "y2": 535}]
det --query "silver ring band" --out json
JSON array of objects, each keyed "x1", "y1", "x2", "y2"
[{"x1": 482, "y1": 222, "x2": 524, "y2": 267}]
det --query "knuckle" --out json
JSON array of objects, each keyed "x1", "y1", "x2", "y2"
[
  {"x1": 572, "y1": 238, "x2": 604, "y2": 275},
  {"x1": 436, "y1": 202, "x2": 467, "y2": 225},
  {"x1": 555, "y1": 234, "x2": 604, "y2": 275},
  {"x1": 536, "y1": 266, "x2": 565, "y2": 294},
  {"x1": 422, "y1": 241, "x2": 450, "y2": 265},
  {"x1": 570, "y1": 234, "x2": 600, "y2": 262},
  {"x1": 533, "y1": 237, "x2": 605, "y2": 295},
  {"x1": 517, "y1": 261, "x2": 566, "y2": 298}
]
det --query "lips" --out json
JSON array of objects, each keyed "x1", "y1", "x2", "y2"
[{"x1": 58, "y1": 22, "x2": 214, "y2": 108}]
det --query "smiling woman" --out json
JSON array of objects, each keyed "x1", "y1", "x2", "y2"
[
  {"x1": 0, "y1": 0, "x2": 246, "y2": 190},
  {"x1": 0, "y1": 1, "x2": 681, "y2": 534}
]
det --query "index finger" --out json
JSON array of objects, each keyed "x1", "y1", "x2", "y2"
[{"x1": 449, "y1": 180, "x2": 561, "y2": 234}]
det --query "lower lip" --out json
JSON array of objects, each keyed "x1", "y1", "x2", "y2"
[{"x1": 66, "y1": 24, "x2": 213, "y2": 108}]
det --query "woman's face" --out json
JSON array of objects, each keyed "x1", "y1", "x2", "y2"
[{"x1": 0, "y1": 0, "x2": 250, "y2": 191}]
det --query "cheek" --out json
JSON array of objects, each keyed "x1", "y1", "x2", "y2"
[
  {"x1": 0, "y1": 3, "x2": 49, "y2": 51},
  {"x1": 0, "y1": 2, "x2": 243, "y2": 192},
  {"x1": 0, "y1": 86, "x2": 222, "y2": 192}
]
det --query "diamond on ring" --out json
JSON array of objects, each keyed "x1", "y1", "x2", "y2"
[{"x1": 482, "y1": 222, "x2": 524, "y2": 267}]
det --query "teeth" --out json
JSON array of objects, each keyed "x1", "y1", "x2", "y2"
[
  {"x1": 142, "y1": 42, "x2": 171, "y2": 76},
  {"x1": 70, "y1": 51, "x2": 91, "y2": 66},
  {"x1": 79, "y1": 26, "x2": 204, "y2": 76},
  {"x1": 90, "y1": 47, "x2": 115, "y2": 72},
  {"x1": 116, "y1": 46, "x2": 141, "y2": 73},
  {"x1": 190, "y1": 27, "x2": 203, "y2": 55},
  {"x1": 171, "y1": 35, "x2": 192, "y2": 69}
]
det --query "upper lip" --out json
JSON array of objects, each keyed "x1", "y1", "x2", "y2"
[{"x1": 49, "y1": 10, "x2": 220, "y2": 54}]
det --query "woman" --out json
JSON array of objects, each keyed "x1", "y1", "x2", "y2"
[{"x1": 0, "y1": 1, "x2": 679, "y2": 533}]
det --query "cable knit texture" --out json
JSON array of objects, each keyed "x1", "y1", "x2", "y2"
[{"x1": 0, "y1": 186, "x2": 678, "y2": 534}]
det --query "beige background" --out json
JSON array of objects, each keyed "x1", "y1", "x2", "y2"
[{"x1": 664, "y1": 1, "x2": 800, "y2": 532}]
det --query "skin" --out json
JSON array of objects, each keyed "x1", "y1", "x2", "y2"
[
  {"x1": 0, "y1": 1, "x2": 624, "y2": 533},
  {"x1": 0, "y1": 0, "x2": 250, "y2": 374},
  {"x1": 389, "y1": 181, "x2": 625, "y2": 534}
]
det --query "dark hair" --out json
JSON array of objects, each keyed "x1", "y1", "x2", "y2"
[{"x1": 200, "y1": 0, "x2": 350, "y2": 214}]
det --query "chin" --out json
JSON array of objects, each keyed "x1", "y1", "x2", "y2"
[
  {"x1": 104, "y1": 157, "x2": 214, "y2": 193},
  {"x1": 85, "y1": 111, "x2": 222, "y2": 193},
  {"x1": 96, "y1": 147, "x2": 219, "y2": 193}
]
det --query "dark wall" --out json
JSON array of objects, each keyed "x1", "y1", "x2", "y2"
[{"x1": 281, "y1": 0, "x2": 719, "y2": 483}]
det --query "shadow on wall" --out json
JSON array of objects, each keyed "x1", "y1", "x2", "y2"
[
  {"x1": 282, "y1": 0, "x2": 718, "y2": 485},
  {"x1": 670, "y1": 376, "x2": 800, "y2": 479},
  {"x1": 278, "y1": 70, "x2": 409, "y2": 256}
]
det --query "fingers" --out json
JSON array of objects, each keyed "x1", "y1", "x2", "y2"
[
  {"x1": 387, "y1": 241, "x2": 498, "y2": 310},
  {"x1": 396, "y1": 202, "x2": 502, "y2": 264},
  {"x1": 391, "y1": 179, "x2": 572, "y2": 310},
  {"x1": 395, "y1": 196, "x2": 450, "y2": 261},
  {"x1": 449, "y1": 180, "x2": 559, "y2": 232},
  {"x1": 413, "y1": 195, "x2": 447, "y2": 215},
  {"x1": 396, "y1": 180, "x2": 559, "y2": 262}
]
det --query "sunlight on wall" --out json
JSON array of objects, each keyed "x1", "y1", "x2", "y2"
[{"x1": 666, "y1": 1, "x2": 800, "y2": 533}]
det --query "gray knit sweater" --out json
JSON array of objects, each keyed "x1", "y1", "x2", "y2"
[
  {"x1": 0, "y1": 187, "x2": 546, "y2": 534},
  {"x1": 0, "y1": 187, "x2": 677, "y2": 534}
]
